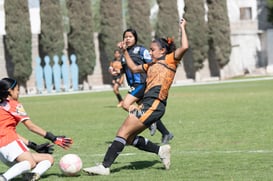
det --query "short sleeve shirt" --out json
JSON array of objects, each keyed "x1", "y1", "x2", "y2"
[
  {"x1": 0, "y1": 99, "x2": 29, "y2": 147},
  {"x1": 122, "y1": 45, "x2": 152, "y2": 86},
  {"x1": 142, "y1": 52, "x2": 178, "y2": 102}
]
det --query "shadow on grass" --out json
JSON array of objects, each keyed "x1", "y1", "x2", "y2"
[
  {"x1": 103, "y1": 105, "x2": 119, "y2": 108},
  {"x1": 8, "y1": 161, "x2": 163, "y2": 179},
  {"x1": 111, "y1": 160, "x2": 161, "y2": 173},
  {"x1": 105, "y1": 141, "x2": 113, "y2": 144},
  {"x1": 10, "y1": 173, "x2": 82, "y2": 180}
]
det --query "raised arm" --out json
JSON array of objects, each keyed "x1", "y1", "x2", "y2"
[{"x1": 174, "y1": 18, "x2": 189, "y2": 60}]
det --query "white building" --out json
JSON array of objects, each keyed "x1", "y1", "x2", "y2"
[{"x1": 223, "y1": 0, "x2": 273, "y2": 77}]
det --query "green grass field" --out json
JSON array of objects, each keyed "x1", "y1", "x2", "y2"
[{"x1": 1, "y1": 78, "x2": 273, "y2": 181}]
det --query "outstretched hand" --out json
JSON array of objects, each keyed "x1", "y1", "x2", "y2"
[
  {"x1": 54, "y1": 136, "x2": 73, "y2": 149},
  {"x1": 45, "y1": 132, "x2": 73, "y2": 150}
]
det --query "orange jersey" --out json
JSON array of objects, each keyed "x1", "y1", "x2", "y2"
[
  {"x1": 142, "y1": 53, "x2": 178, "y2": 102},
  {"x1": 0, "y1": 99, "x2": 29, "y2": 147},
  {"x1": 109, "y1": 60, "x2": 123, "y2": 72}
]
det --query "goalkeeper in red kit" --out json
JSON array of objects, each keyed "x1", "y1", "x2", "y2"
[{"x1": 0, "y1": 78, "x2": 73, "y2": 181}]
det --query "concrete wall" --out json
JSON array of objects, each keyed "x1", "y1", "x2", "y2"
[
  {"x1": 224, "y1": 0, "x2": 263, "y2": 77},
  {"x1": 0, "y1": 36, "x2": 7, "y2": 78},
  {"x1": 266, "y1": 29, "x2": 273, "y2": 73}
]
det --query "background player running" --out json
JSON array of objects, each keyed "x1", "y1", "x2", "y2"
[{"x1": 108, "y1": 49, "x2": 124, "y2": 107}]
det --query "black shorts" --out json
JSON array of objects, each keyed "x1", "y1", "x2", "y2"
[
  {"x1": 138, "y1": 98, "x2": 165, "y2": 127},
  {"x1": 112, "y1": 74, "x2": 122, "y2": 85},
  {"x1": 128, "y1": 83, "x2": 145, "y2": 99}
]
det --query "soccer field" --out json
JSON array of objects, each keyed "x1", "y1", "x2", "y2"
[{"x1": 2, "y1": 78, "x2": 273, "y2": 181}]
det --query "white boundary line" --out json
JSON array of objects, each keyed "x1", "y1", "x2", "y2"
[
  {"x1": 178, "y1": 150, "x2": 273, "y2": 154},
  {"x1": 68, "y1": 150, "x2": 273, "y2": 159},
  {"x1": 21, "y1": 76, "x2": 273, "y2": 98},
  {"x1": 172, "y1": 76, "x2": 273, "y2": 87}
]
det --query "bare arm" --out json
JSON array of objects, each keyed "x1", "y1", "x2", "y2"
[
  {"x1": 22, "y1": 119, "x2": 47, "y2": 137},
  {"x1": 22, "y1": 119, "x2": 73, "y2": 149},
  {"x1": 174, "y1": 18, "x2": 189, "y2": 60},
  {"x1": 117, "y1": 42, "x2": 144, "y2": 73}
]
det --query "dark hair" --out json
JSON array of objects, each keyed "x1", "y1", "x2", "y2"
[
  {"x1": 2, "y1": 78, "x2": 17, "y2": 89},
  {"x1": 0, "y1": 78, "x2": 17, "y2": 102},
  {"x1": 152, "y1": 38, "x2": 176, "y2": 54},
  {"x1": 114, "y1": 49, "x2": 120, "y2": 53},
  {"x1": 123, "y1": 28, "x2": 138, "y2": 45}
]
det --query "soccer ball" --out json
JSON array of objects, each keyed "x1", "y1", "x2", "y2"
[{"x1": 59, "y1": 154, "x2": 82, "y2": 176}]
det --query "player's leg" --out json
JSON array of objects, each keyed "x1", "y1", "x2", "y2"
[
  {"x1": 102, "y1": 115, "x2": 147, "y2": 167},
  {"x1": 0, "y1": 140, "x2": 33, "y2": 180},
  {"x1": 122, "y1": 84, "x2": 155, "y2": 135},
  {"x1": 83, "y1": 98, "x2": 171, "y2": 175},
  {"x1": 131, "y1": 135, "x2": 171, "y2": 170},
  {"x1": 83, "y1": 115, "x2": 146, "y2": 175},
  {"x1": 156, "y1": 120, "x2": 174, "y2": 144},
  {"x1": 113, "y1": 82, "x2": 123, "y2": 107},
  {"x1": 122, "y1": 93, "x2": 139, "y2": 111},
  {"x1": 149, "y1": 122, "x2": 157, "y2": 136},
  {"x1": 1, "y1": 160, "x2": 31, "y2": 181},
  {"x1": 130, "y1": 99, "x2": 171, "y2": 169},
  {"x1": 122, "y1": 84, "x2": 145, "y2": 111},
  {"x1": 22, "y1": 153, "x2": 53, "y2": 180}
]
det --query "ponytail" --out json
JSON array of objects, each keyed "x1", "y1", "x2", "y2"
[
  {"x1": 153, "y1": 37, "x2": 176, "y2": 54},
  {"x1": 0, "y1": 80, "x2": 10, "y2": 102}
]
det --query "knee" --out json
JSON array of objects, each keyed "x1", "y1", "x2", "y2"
[
  {"x1": 121, "y1": 101, "x2": 130, "y2": 111},
  {"x1": 28, "y1": 160, "x2": 37, "y2": 169},
  {"x1": 46, "y1": 154, "x2": 54, "y2": 165}
]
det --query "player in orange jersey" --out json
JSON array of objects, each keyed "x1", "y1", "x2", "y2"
[
  {"x1": 83, "y1": 18, "x2": 188, "y2": 175},
  {"x1": 109, "y1": 49, "x2": 124, "y2": 107},
  {"x1": 120, "y1": 28, "x2": 174, "y2": 144}
]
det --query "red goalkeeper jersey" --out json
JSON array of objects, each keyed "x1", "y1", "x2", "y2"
[{"x1": 0, "y1": 99, "x2": 30, "y2": 147}]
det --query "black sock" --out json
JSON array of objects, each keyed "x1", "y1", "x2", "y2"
[
  {"x1": 116, "y1": 94, "x2": 123, "y2": 102},
  {"x1": 156, "y1": 120, "x2": 170, "y2": 136},
  {"x1": 102, "y1": 137, "x2": 126, "y2": 168},
  {"x1": 132, "y1": 136, "x2": 160, "y2": 154}
]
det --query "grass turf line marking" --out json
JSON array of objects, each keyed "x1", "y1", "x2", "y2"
[
  {"x1": 72, "y1": 150, "x2": 273, "y2": 159},
  {"x1": 178, "y1": 150, "x2": 273, "y2": 154}
]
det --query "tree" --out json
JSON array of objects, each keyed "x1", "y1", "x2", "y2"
[
  {"x1": 91, "y1": 0, "x2": 101, "y2": 32},
  {"x1": 268, "y1": 0, "x2": 273, "y2": 24},
  {"x1": 155, "y1": 0, "x2": 180, "y2": 45},
  {"x1": 127, "y1": 0, "x2": 152, "y2": 48},
  {"x1": 183, "y1": 0, "x2": 208, "y2": 79},
  {"x1": 99, "y1": 0, "x2": 123, "y2": 84},
  {"x1": 67, "y1": 0, "x2": 96, "y2": 83},
  {"x1": 4, "y1": 0, "x2": 32, "y2": 89},
  {"x1": 40, "y1": 0, "x2": 64, "y2": 59},
  {"x1": 207, "y1": 0, "x2": 231, "y2": 78}
]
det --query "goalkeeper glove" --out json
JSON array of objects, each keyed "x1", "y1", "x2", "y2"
[
  {"x1": 45, "y1": 132, "x2": 73, "y2": 149},
  {"x1": 27, "y1": 141, "x2": 54, "y2": 154}
]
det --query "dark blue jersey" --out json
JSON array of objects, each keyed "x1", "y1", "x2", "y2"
[{"x1": 121, "y1": 45, "x2": 152, "y2": 86}]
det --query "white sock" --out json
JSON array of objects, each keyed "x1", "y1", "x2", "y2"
[
  {"x1": 3, "y1": 160, "x2": 31, "y2": 180},
  {"x1": 31, "y1": 160, "x2": 52, "y2": 175}
]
